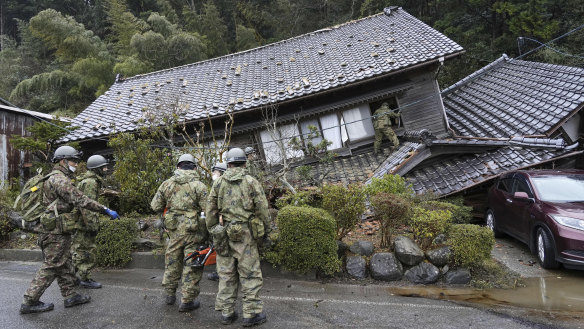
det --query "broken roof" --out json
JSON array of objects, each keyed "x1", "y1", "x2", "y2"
[
  {"x1": 62, "y1": 7, "x2": 463, "y2": 143},
  {"x1": 444, "y1": 55, "x2": 584, "y2": 138}
]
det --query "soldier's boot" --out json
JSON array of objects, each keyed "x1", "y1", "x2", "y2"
[
  {"x1": 178, "y1": 300, "x2": 200, "y2": 312},
  {"x1": 80, "y1": 279, "x2": 102, "y2": 289},
  {"x1": 207, "y1": 272, "x2": 219, "y2": 281},
  {"x1": 221, "y1": 313, "x2": 238, "y2": 325},
  {"x1": 165, "y1": 295, "x2": 176, "y2": 305},
  {"x1": 20, "y1": 301, "x2": 54, "y2": 314},
  {"x1": 64, "y1": 294, "x2": 91, "y2": 308},
  {"x1": 242, "y1": 312, "x2": 267, "y2": 327}
]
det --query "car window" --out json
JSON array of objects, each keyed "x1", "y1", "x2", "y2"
[
  {"x1": 513, "y1": 179, "x2": 533, "y2": 198},
  {"x1": 531, "y1": 175, "x2": 584, "y2": 202},
  {"x1": 497, "y1": 178, "x2": 513, "y2": 193}
]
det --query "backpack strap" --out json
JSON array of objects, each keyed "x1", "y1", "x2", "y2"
[{"x1": 12, "y1": 172, "x2": 58, "y2": 209}]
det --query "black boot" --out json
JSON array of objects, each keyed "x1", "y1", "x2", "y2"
[
  {"x1": 178, "y1": 300, "x2": 200, "y2": 312},
  {"x1": 80, "y1": 279, "x2": 102, "y2": 289},
  {"x1": 221, "y1": 313, "x2": 238, "y2": 325},
  {"x1": 64, "y1": 294, "x2": 91, "y2": 308},
  {"x1": 20, "y1": 301, "x2": 54, "y2": 314},
  {"x1": 207, "y1": 272, "x2": 219, "y2": 281},
  {"x1": 242, "y1": 312, "x2": 267, "y2": 327},
  {"x1": 165, "y1": 295, "x2": 176, "y2": 305}
]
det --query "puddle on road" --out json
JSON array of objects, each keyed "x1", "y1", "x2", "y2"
[{"x1": 387, "y1": 273, "x2": 584, "y2": 315}]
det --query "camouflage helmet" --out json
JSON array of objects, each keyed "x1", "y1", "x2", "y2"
[
  {"x1": 87, "y1": 155, "x2": 108, "y2": 169},
  {"x1": 226, "y1": 148, "x2": 247, "y2": 163},
  {"x1": 177, "y1": 154, "x2": 196, "y2": 166},
  {"x1": 212, "y1": 162, "x2": 227, "y2": 172},
  {"x1": 381, "y1": 102, "x2": 389, "y2": 107},
  {"x1": 244, "y1": 146, "x2": 255, "y2": 155},
  {"x1": 52, "y1": 146, "x2": 82, "y2": 163}
]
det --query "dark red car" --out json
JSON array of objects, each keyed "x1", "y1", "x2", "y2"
[{"x1": 486, "y1": 170, "x2": 584, "y2": 269}]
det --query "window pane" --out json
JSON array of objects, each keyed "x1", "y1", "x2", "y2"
[
  {"x1": 279, "y1": 123, "x2": 304, "y2": 159},
  {"x1": 342, "y1": 105, "x2": 375, "y2": 141},
  {"x1": 320, "y1": 113, "x2": 342, "y2": 150},
  {"x1": 300, "y1": 119, "x2": 323, "y2": 147},
  {"x1": 260, "y1": 129, "x2": 282, "y2": 164}
]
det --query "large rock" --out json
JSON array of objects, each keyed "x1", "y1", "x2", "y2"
[
  {"x1": 393, "y1": 236, "x2": 424, "y2": 265},
  {"x1": 445, "y1": 269, "x2": 471, "y2": 284},
  {"x1": 404, "y1": 262, "x2": 440, "y2": 284},
  {"x1": 432, "y1": 234, "x2": 447, "y2": 246},
  {"x1": 370, "y1": 252, "x2": 403, "y2": 281},
  {"x1": 425, "y1": 246, "x2": 452, "y2": 267},
  {"x1": 349, "y1": 240, "x2": 374, "y2": 256},
  {"x1": 346, "y1": 256, "x2": 366, "y2": 279}
]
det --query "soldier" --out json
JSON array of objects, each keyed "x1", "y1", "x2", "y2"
[
  {"x1": 151, "y1": 154, "x2": 208, "y2": 312},
  {"x1": 20, "y1": 146, "x2": 119, "y2": 314},
  {"x1": 208, "y1": 162, "x2": 226, "y2": 282},
  {"x1": 71, "y1": 155, "x2": 109, "y2": 289},
  {"x1": 206, "y1": 148, "x2": 270, "y2": 327},
  {"x1": 372, "y1": 102, "x2": 400, "y2": 154},
  {"x1": 244, "y1": 146, "x2": 261, "y2": 180}
]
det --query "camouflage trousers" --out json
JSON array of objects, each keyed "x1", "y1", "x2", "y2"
[
  {"x1": 71, "y1": 230, "x2": 97, "y2": 281},
  {"x1": 216, "y1": 226, "x2": 263, "y2": 319},
  {"x1": 163, "y1": 233, "x2": 204, "y2": 303},
  {"x1": 23, "y1": 233, "x2": 78, "y2": 304},
  {"x1": 374, "y1": 126, "x2": 399, "y2": 153}
]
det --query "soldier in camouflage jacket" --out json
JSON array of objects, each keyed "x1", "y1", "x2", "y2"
[
  {"x1": 21, "y1": 146, "x2": 119, "y2": 314},
  {"x1": 150, "y1": 154, "x2": 208, "y2": 312}
]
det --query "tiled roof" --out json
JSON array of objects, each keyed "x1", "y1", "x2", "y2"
[
  {"x1": 62, "y1": 7, "x2": 463, "y2": 142},
  {"x1": 365, "y1": 142, "x2": 424, "y2": 183},
  {"x1": 405, "y1": 147, "x2": 574, "y2": 196},
  {"x1": 444, "y1": 55, "x2": 584, "y2": 138}
]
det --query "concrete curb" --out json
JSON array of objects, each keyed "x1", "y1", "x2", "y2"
[{"x1": 0, "y1": 249, "x2": 315, "y2": 279}]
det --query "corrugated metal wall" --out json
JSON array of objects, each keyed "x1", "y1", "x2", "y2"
[{"x1": 0, "y1": 110, "x2": 35, "y2": 187}]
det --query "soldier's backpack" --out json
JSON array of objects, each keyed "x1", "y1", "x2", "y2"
[{"x1": 9, "y1": 171, "x2": 57, "y2": 233}]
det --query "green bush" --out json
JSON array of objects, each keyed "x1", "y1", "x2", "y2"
[
  {"x1": 448, "y1": 224, "x2": 495, "y2": 269},
  {"x1": 420, "y1": 199, "x2": 473, "y2": 224},
  {"x1": 95, "y1": 217, "x2": 138, "y2": 267},
  {"x1": 364, "y1": 174, "x2": 413, "y2": 197},
  {"x1": 0, "y1": 183, "x2": 19, "y2": 239},
  {"x1": 266, "y1": 206, "x2": 341, "y2": 275},
  {"x1": 371, "y1": 193, "x2": 411, "y2": 248},
  {"x1": 408, "y1": 207, "x2": 452, "y2": 249},
  {"x1": 275, "y1": 190, "x2": 323, "y2": 209},
  {"x1": 321, "y1": 184, "x2": 366, "y2": 239}
]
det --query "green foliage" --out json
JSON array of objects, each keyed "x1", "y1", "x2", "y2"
[
  {"x1": 0, "y1": 183, "x2": 20, "y2": 239},
  {"x1": 236, "y1": 24, "x2": 260, "y2": 51},
  {"x1": 408, "y1": 207, "x2": 452, "y2": 249},
  {"x1": 275, "y1": 190, "x2": 323, "y2": 209},
  {"x1": 420, "y1": 198, "x2": 473, "y2": 224},
  {"x1": 321, "y1": 184, "x2": 366, "y2": 240},
  {"x1": 109, "y1": 133, "x2": 174, "y2": 213},
  {"x1": 448, "y1": 224, "x2": 495, "y2": 269},
  {"x1": 289, "y1": 125, "x2": 335, "y2": 186},
  {"x1": 95, "y1": 217, "x2": 138, "y2": 267},
  {"x1": 364, "y1": 174, "x2": 413, "y2": 197},
  {"x1": 371, "y1": 193, "x2": 411, "y2": 248},
  {"x1": 266, "y1": 206, "x2": 341, "y2": 275}
]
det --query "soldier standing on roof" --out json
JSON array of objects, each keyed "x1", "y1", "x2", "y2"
[
  {"x1": 20, "y1": 146, "x2": 120, "y2": 314},
  {"x1": 206, "y1": 147, "x2": 270, "y2": 327},
  {"x1": 71, "y1": 155, "x2": 109, "y2": 289},
  {"x1": 373, "y1": 102, "x2": 400, "y2": 154},
  {"x1": 150, "y1": 154, "x2": 208, "y2": 312}
]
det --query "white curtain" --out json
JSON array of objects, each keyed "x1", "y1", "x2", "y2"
[
  {"x1": 340, "y1": 117, "x2": 348, "y2": 144},
  {"x1": 320, "y1": 113, "x2": 342, "y2": 150},
  {"x1": 279, "y1": 123, "x2": 304, "y2": 159},
  {"x1": 300, "y1": 119, "x2": 322, "y2": 147},
  {"x1": 342, "y1": 104, "x2": 375, "y2": 141},
  {"x1": 260, "y1": 129, "x2": 282, "y2": 164}
]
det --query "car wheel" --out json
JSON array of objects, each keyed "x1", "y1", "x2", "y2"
[
  {"x1": 536, "y1": 228, "x2": 560, "y2": 269},
  {"x1": 485, "y1": 209, "x2": 504, "y2": 238}
]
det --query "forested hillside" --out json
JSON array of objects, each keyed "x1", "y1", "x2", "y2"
[{"x1": 0, "y1": 0, "x2": 582, "y2": 116}]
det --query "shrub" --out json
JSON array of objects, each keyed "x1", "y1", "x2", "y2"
[
  {"x1": 275, "y1": 189, "x2": 323, "y2": 209},
  {"x1": 0, "y1": 182, "x2": 19, "y2": 240},
  {"x1": 408, "y1": 207, "x2": 452, "y2": 249},
  {"x1": 370, "y1": 193, "x2": 411, "y2": 248},
  {"x1": 321, "y1": 184, "x2": 366, "y2": 239},
  {"x1": 95, "y1": 217, "x2": 138, "y2": 267},
  {"x1": 448, "y1": 224, "x2": 495, "y2": 269},
  {"x1": 265, "y1": 206, "x2": 341, "y2": 275},
  {"x1": 420, "y1": 199, "x2": 473, "y2": 224},
  {"x1": 364, "y1": 174, "x2": 413, "y2": 197}
]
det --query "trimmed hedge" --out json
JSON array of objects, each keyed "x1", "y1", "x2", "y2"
[
  {"x1": 370, "y1": 192, "x2": 411, "y2": 247},
  {"x1": 95, "y1": 218, "x2": 138, "y2": 267},
  {"x1": 448, "y1": 224, "x2": 495, "y2": 269},
  {"x1": 266, "y1": 206, "x2": 341, "y2": 275},
  {"x1": 321, "y1": 184, "x2": 366, "y2": 240},
  {"x1": 364, "y1": 174, "x2": 412, "y2": 197},
  {"x1": 420, "y1": 198, "x2": 473, "y2": 224},
  {"x1": 275, "y1": 190, "x2": 323, "y2": 209},
  {"x1": 408, "y1": 207, "x2": 452, "y2": 249}
]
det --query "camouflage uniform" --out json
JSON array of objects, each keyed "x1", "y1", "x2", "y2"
[
  {"x1": 246, "y1": 158, "x2": 263, "y2": 181},
  {"x1": 71, "y1": 170, "x2": 102, "y2": 281},
  {"x1": 23, "y1": 164, "x2": 106, "y2": 305},
  {"x1": 151, "y1": 169, "x2": 208, "y2": 304},
  {"x1": 206, "y1": 167, "x2": 270, "y2": 319},
  {"x1": 373, "y1": 103, "x2": 400, "y2": 154}
]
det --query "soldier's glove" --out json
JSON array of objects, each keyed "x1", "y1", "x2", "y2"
[
  {"x1": 103, "y1": 207, "x2": 120, "y2": 220},
  {"x1": 259, "y1": 236, "x2": 272, "y2": 250}
]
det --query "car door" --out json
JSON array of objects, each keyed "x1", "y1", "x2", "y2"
[
  {"x1": 507, "y1": 176, "x2": 535, "y2": 243},
  {"x1": 490, "y1": 177, "x2": 515, "y2": 233}
]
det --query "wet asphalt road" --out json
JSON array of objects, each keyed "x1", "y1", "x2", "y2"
[{"x1": 0, "y1": 261, "x2": 557, "y2": 329}]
